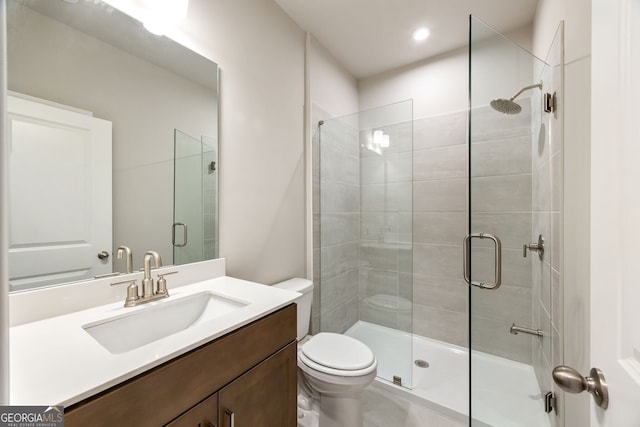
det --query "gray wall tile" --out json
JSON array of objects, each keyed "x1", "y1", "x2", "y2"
[
  {"x1": 414, "y1": 304, "x2": 467, "y2": 347},
  {"x1": 471, "y1": 102, "x2": 531, "y2": 142},
  {"x1": 414, "y1": 145, "x2": 467, "y2": 180},
  {"x1": 471, "y1": 284, "x2": 532, "y2": 325},
  {"x1": 413, "y1": 244, "x2": 462, "y2": 281},
  {"x1": 471, "y1": 315, "x2": 532, "y2": 364},
  {"x1": 472, "y1": 212, "x2": 532, "y2": 250},
  {"x1": 471, "y1": 174, "x2": 532, "y2": 212},
  {"x1": 414, "y1": 179, "x2": 467, "y2": 212},
  {"x1": 413, "y1": 274, "x2": 467, "y2": 312},
  {"x1": 414, "y1": 212, "x2": 467, "y2": 246},
  {"x1": 471, "y1": 136, "x2": 531, "y2": 177},
  {"x1": 470, "y1": 247, "x2": 532, "y2": 287},
  {"x1": 413, "y1": 112, "x2": 467, "y2": 150}
]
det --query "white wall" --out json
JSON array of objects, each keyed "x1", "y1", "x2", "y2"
[
  {"x1": 309, "y1": 35, "x2": 358, "y2": 121},
  {"x1": 0, "y1": 0, "x2": 9, "y2": 405},
  {"x1": 359, "y1": 48, "x2": 468, "y2": 118},
  {"x1": 6, "y1": 0, "x2": 307, "y2": 285},
  {"x1": 169, "y1": 0, "x2": 307, "y2": 284},
  {"x1": 533, "y1": 1, "x2": 591, "y2": 426},
  {"x1": 307, "y1": 35, "x2": 359, "y2": 333}
]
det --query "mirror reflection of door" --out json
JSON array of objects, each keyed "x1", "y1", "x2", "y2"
[{"x1": 8, "y1": 94, "x2": 112, "y2": 291}]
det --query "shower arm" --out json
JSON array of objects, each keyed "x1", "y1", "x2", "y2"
[{"x1": 509, "y1": 83, "x2": 542, "y2": 101}]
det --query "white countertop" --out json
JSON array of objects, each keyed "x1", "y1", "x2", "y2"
[{"x1": 9, "y1": 276, "x2": 299, "y2": 406}]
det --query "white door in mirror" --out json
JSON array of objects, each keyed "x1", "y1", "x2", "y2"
[{"x1": 8, "y1": 94, "x2": 112, "y2": 291}]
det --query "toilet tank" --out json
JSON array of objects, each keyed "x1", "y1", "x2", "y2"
[{"x1": 273, "y1": 278, "x2": 313, "y2": 341}]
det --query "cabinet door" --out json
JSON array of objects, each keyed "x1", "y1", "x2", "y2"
[
  {"x1": 166, "y1": 393, "x2": 218, "y2": 427},
  {"x1": 219, "y1": 342, "x2": 297, "y2": 427}
]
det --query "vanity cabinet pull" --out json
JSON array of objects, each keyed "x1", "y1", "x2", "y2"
[{"x1": 224, "y1": 409, "x2": 235, "y2": 427}]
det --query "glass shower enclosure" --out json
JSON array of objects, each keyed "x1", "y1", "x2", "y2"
[
  {"x1": 468, "y1": 16, "x2": 563, "y2": 427},
  {"x1": 315, "y1": 100, "x2": 414, "y2": 389}
]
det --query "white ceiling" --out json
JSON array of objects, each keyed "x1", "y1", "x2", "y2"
[{"x1": 274, "y1": 0, "x2": 539, "y2": 79}]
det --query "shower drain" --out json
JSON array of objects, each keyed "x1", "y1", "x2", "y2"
[{"x1": 414, "y1": 359, "x2": 429, "y2": 368}]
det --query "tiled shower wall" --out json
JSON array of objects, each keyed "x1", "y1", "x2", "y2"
[
  {"x1": 313, "y1": 119, "x2": 360, "y2": 334},
  {"x1": 469, "y1": 102, "x2": 534, "y2": 364},
  {"x1": 314, "y1": 103, "x2": 538, "y2": 366},
  {"x1": 411, "y1": 111, "x2": 468, "y2": 346},
  {"x1": 531, "y1": 82, "x2": 563, "y2": 427},
  {"x1": 532, "y1": 35, "x2": 564, "y2": 427},
  {"x1": 203, "y1": 138, "x2": 218, "y2": 260},
  {"x1": 359, "y1": 121, "x2": 413, "y2": 332}
]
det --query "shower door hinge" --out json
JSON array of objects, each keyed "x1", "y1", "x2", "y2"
[
  {"x1": 544, "y1": 92, "x2": 556, "y2": 113},
  {"x1": 544, "y1": 391, "x2": 556, "y2": 414}
]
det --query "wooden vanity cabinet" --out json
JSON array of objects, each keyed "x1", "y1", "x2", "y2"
[
  {"x1": 218, "y1": 342, "x2": 296, "y2": 427},
  {"x1": 165, "y1": 393, "x2": 218, "y2": 427},
  {"x1": 64, "y1": 304, "x2": 296, "y2": 427}
]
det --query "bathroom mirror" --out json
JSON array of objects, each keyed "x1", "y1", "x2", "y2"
[{"x1": 6, "y1": 0, "x2": 219, "y2": 292}]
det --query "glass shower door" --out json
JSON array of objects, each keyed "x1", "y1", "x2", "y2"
[
  {"x1": 468, "y1": 16, "x2": 563, "y2": 427},
  {"x1": 173, "y1": 129, "x2": 204, "y2": 265}
]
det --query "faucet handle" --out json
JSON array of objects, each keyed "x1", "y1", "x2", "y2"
[
  {"x1": 111, "y1": 279, "x2": 139, "y2": 307},
  {"x1": 156, "y1": 271, "x2": 178, "y2": 296}
]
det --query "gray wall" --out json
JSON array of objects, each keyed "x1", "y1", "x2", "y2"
[
  {"x1": 315, "y1": 117, "x2": 360, "y2": 334},
  {"x1": 412, "y1": 111, "x2": 468, "y2": 346},
  {"x1": 469, "y1": 102, "x2": 534, "y2": 363},
  {"x1": 531, "y1": 33, "x2": 564, "y2": 421},
  {"x1": 314, "y1": 102, "x2": 538, "y2": 366},
  {"x1": 359, "y1": 120, "x2": 413, "y2": 332}
]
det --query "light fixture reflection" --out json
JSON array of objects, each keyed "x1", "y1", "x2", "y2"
[
  {"x1": 102, "y1": 0, "x2": 189, "y2": 36},
  {"x1": 143, "y1": 0, "x2": 189, "y2": 36},
  {"x1": 370, "y1": 129, "x2": 390, "y2": 152}
]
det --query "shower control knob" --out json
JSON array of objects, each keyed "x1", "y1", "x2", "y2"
[
  {"x1": 552, "y1": 366, "x2": 608, "y2": 409},
  {"x1": 523, "y1": 234, "x2": 545, "y2": 260}
]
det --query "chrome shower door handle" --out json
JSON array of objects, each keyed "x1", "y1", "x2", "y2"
[
  {"x1": 172, "y1": 222, "x2": 188, "y2": 247},
  {"x1": 463, "y1": 233, "x2": 502, "y2": 290}
]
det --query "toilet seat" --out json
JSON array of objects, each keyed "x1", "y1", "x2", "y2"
[{"x1": 299, "y1": 333, "x2": 377, "y2": 377}]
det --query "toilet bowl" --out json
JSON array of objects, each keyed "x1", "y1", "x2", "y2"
[{"x1": 274, "y1": 279, "x2": 377, "y2": 427}]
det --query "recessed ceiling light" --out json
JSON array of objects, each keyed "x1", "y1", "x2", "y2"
[{"x1": 413, "y1": 27, "x2": 431, "y2": 42}]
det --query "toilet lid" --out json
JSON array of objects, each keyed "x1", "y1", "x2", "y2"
[{"x1": 301, "y1": 333, "x2": 375, "y2": 371}]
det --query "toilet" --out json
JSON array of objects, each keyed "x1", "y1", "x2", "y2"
[{"x1": 274, "y1": 278, "x2": 377, "y2": 427}]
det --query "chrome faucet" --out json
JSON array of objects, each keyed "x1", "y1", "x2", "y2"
[{"x1": 116, "y1": 245, "x2": 133, "y2": 273}]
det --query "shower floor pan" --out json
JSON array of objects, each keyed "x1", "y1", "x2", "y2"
[{"x1": 345, "y1": 321, "x2": 551, "y2": 427}]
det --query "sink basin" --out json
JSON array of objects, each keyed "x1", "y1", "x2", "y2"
[{"x1": 83, "y1": 292, "x2": 248, "y2": 354}]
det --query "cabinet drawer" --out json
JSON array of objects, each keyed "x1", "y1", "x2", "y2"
[{"x1": 65, "y1": 304, "x2": 296, "y2": 426}]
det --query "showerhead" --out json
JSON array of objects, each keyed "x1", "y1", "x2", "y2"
[
  {"x1": 490, "y1": 98, "x2": 522, "y2": 115},
  {"x1": 490, "y1": 82, "x2": 542, "y2": 115}
]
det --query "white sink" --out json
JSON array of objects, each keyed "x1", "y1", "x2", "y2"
[{"x1": 83, "y1": 292, "x2": 248, "y2": 354}]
